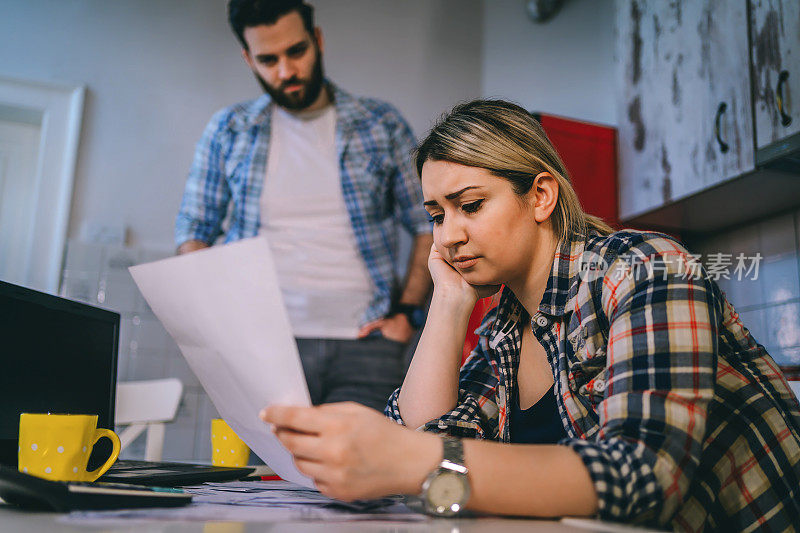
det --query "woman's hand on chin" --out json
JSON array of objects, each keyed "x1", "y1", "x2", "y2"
[
  {"x1": 428, "y1": 244, "x2": 500, "y2": 303},
  {"x1": 260, "y1": 402, "x2": 439, "y2": 501}
]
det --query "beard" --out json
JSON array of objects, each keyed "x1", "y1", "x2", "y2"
[{"x1": 255, "y1": 48, "x2": 325, "y2": 111}]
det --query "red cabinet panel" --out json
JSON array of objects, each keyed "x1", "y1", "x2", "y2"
[{"x1": 536, "y1": 113, "x2": 619, "y2": 229}]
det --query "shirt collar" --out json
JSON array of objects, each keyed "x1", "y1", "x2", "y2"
[{"x1": 538, "y1": 232, "x2": 586, "y2": 317}]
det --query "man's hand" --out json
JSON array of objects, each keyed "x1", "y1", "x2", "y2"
[
  {"x1": 357, "y1": 313, "x2": 415, "y2": 344},
  {"x1": 261, "y1": 402, "x2": 440, "y2": 501},
  {"x1": 177, "y1": 240, "x2": 209, "y2": 255}
]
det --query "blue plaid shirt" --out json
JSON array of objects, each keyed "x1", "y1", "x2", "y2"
[{"x1": 176, "y1": 82, "x2": 432, "y2": 324}]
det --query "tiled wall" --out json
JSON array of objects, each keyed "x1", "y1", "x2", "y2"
[
  {"x1": 60, "y1": 241, "x2": 220, "y2": 463},
  {"x1": 686, "y1": 210, "x2": 800, "y2": 367}
]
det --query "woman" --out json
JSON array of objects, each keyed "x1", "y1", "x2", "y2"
[{"x1": 261, "y1": 100, "x2": 800, "y2": 530}]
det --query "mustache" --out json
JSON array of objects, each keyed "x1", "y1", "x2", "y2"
[{"x1": 279, "y1": 77, "x2": 305, "y2": 91}]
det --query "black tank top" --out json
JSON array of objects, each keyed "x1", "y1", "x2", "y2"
[{"x1": 510, "y1": 384, "x2": 568, "y2": 444}]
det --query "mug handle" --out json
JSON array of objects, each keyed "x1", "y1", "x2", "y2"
[{"x1": 85, "y1": 428, "x2": 121, "y2": 481}]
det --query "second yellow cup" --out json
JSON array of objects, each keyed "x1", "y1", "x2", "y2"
[{"x1": 211, "y1": 419, "x2": 250, "y2": 467}]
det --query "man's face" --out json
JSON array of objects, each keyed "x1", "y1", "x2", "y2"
[{"x1": 242, "y1": 11, "x2": 324, "y2": 110}]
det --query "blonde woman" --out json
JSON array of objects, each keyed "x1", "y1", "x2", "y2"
[{"x1": 262, "y1": 99, "x2": 800, "y2": 530}]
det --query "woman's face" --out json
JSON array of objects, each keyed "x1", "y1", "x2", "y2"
[{"x1": 421, "y1": 160, "x2": 543, "y2": 287}]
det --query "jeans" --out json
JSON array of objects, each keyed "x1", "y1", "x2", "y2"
[{"x1": 296, "y1": 335, "x2": 407, "y2": 412}]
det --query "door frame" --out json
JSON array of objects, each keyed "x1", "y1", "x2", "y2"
[{"x1": 0, "y1": 76, "x2": 85, "y2": 294}]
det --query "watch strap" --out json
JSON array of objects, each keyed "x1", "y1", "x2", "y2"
[
  {"x1": 389, "y1": 303, "x2": 425, "y2": 329},
  {"x1": 441, "y1": 437, "x2": 465, "y2": 467}
]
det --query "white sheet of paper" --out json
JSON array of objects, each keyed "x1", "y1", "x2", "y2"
[{"x1": 128, "y1": 236, "x2": 312, "y2": 486}]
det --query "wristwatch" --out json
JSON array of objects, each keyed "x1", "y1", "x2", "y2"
[
  {"x1": 420, "y1": 437, "x2": 470, "y2": 516},
  {"x1": 389, "y1": 303, "x2": 425, "y2": 329}
]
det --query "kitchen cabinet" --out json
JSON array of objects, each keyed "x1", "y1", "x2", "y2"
[
  {"x1": 750, "y1": 0, "x2": 800, "y2": 150},
  {"x1": 616, "y1": 0, "x2": 755, "y2": 221}
]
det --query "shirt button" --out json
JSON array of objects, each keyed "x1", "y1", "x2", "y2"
[
  {"x1": 536, "y1": 315, "x2": 548, "y2": 327},
  {"x1": 593, "y1": 378, "x2": 606, "y2": 392}
]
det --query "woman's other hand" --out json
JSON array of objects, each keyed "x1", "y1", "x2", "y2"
[{"x1": 260, "y1": 402, "x2": 439, "y2": 501}]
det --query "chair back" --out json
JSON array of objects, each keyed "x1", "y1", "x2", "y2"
[
  {"x1": 115, "y1": 378, "x2": 183, "y2": 425},
  {"x1": 114, "y1": 378, "x2": 183, "y2": 461}
]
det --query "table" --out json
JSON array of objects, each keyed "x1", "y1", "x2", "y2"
[{"x1": 0, "y1": 501, "x2": 650, "y2": 533}]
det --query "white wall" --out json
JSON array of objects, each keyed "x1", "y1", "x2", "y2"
[
  {"x1": 481, "y1": 0, "x2": 617, "y2": 125},
  {"x1": 318, "y1": 0, "x2": 484, "y2": 136},
  {"x1": 0, "y1": 0, "x2": 617, "y2": 261},
  {"x1": 0, "y1": 0, "x2": 483, "y2": 250}
]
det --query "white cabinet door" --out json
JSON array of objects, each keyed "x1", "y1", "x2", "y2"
[
  {"x1": 616, "y1": 1, "x2": 754, "y2": 220},
  {"x1": 750, "y1": 0, "x2": 800, "y2": 149}
]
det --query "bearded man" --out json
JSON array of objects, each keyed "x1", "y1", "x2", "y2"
[{"x1": 176, "y1": 0, "x2": 432, "y2": 411}]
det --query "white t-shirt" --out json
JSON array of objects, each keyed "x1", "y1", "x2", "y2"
[{"x1": 259, "y1": 105, "x2": 373, "y2": 339}]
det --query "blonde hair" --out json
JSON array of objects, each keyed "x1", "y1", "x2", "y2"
[{"x1": 415, "y1": 99, "x2": 613, "y2": 241}]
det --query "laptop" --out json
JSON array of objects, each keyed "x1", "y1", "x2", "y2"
[{"x1": 0, "y1": 280, "x2": 254, "y2": 486}]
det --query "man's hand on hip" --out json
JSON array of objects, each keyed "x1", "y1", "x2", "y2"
[
  {"x1": 177, "y1": 240, "x2": 210, "y2": 255},
  {"x1": 357, "y1": 314, "x2": 414, "y2": 344}
]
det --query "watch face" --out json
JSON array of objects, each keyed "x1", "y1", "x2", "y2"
[{"x1": 427, "y1": 471, "x2": 468, "y2": 513}]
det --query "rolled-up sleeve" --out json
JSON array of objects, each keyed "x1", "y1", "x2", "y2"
[
  {"x1": 175, "y1": 110, "x2": 232, "y2": 247},
  {"x1": 385, "y1": 309, "x2": 502, "y2": 440},
  {"x1": 565, "y1": 237, "x2": 720, "y2": 525}
]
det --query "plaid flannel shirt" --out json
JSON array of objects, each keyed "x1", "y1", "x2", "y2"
[
  {"x1": 387, "y1": 230, "x2": 800, "y2": 531},
  {"x1": 175, "y1": 82, "x2": 431, "y2": 325}
]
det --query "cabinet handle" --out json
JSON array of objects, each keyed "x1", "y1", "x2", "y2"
[
  {"x1": 777, "y1": 70, "x2": 792, "y2": 127},
  {"x1": 714, "y1": 102, "x2": 730, "y2": 154}
]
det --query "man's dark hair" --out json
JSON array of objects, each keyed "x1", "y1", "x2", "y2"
[{"x1": 228, "y1": 0, "x2": 315, "y2": 50}]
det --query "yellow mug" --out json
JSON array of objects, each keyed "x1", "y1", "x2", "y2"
[
  {"x1": 211, "y1": 419, "x2": 250, "y2": 467},
  {"x1": 18, "y1": 413, "x2": 121, "y2": 482}
]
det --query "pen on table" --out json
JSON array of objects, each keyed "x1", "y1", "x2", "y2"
[{"x1": 239, "y1": 474, "x2": 282, "y2": 481}]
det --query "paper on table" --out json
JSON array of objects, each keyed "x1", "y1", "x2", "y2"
[
  {"x1": 64, "y1": 481, "x2": 422, "y2": 525},
  {"x1": 128, "y1": 236, "x2": 312, "y2": 487}
]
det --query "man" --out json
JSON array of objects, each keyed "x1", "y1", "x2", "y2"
[{"x1": 175, "y1": 0, "x2": 433, "y2": 411}]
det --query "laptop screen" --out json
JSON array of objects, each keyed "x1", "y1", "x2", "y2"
[{"x1": 0, "y1": 280, "x2": 119, "y2": 467}]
